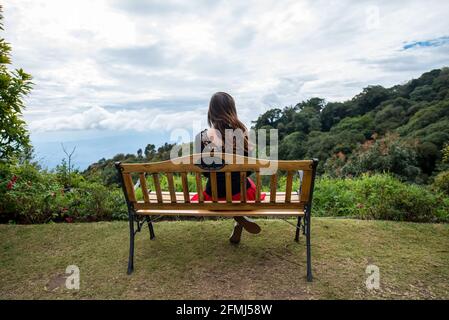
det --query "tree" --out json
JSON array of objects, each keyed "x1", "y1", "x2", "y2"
[
  {"x1": 338, "y1": 134, "x2": 421, "y2": 182},
  {"x1": 144, "y1": 144, "x2": 156, "y2": 160},
  {"x1": 137, "y1": 148, "x2": 143, "y2": 159},
  {"x1": 59, "y1": 143, "x2": 77, "y2": 188},
  {"x1": 442, "y1": 143, "x2": 449, "y2": 163},
  {"x1": 155, "y1": 143, "x2": 176, "y2": 161},
  {"x1": 295, "y1": 97, "x2": 325, "y2": 112},
  {"x1": 351, "y1": 85, "x2": 391, "y2": 115},
  {"x1": 0, "y1": 6, "x2": 33, "y2": 160},
  {"x1": 251, "y1": 108, "x2": 282, "y2": 129},
  {"x1": 410, "y1": 85, "x2": 436, "y2": 102}
]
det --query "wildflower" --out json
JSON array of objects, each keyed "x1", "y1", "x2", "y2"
[{"x1": 6, "y1": 175, "x2": 18, "y2": 190}]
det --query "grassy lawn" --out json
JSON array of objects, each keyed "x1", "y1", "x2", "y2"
[{"x1": 0, "y1": 218, "x2": 448, "y2": 299}]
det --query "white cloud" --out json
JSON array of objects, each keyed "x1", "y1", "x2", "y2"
[
  {"x1": 4, "y1": 0, "x2": 449, "y2": 134},
  {"x1": 29, "y1": 106, "x2": 206, "y2": 132}
]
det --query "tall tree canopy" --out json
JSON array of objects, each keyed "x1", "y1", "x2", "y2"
[{"x1": 0, "y1": 5, "x2": 33, "y2": 161}]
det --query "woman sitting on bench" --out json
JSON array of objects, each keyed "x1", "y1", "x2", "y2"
[{"x1": 191, "y1": 92, "x2": 266, "y2": 244}]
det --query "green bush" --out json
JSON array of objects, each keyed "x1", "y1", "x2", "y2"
[
  {"x1": 433, "y1": 171, "x2": 449, "y2": 196},
  {"x1": 63, "y1": 181, "x2": 127, "y2": 222},
  {"x1": 313, "y1": 174, "x2": 449, "y2": 222},
  {"x1": 0, "y1": 161, "x2": 127, "y2": 223},
  {"x1": 1, "y1": 160, "x2": 448, "y2": 224},
  {"x1": 313, "y1": 177, "x2": 358, "y2": 217},
  {"x1": 335, "y1": 134, "x2": 422, "y2": 182},
  {"x1": 1, "y1": 162, "x2": 60, "y2": 223}
]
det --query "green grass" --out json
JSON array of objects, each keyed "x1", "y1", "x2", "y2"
[{"x1": 1, "y1": 218, "x2": 448, "y2": 299}]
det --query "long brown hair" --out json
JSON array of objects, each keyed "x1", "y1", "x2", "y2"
[{"x1": 207, "y1": 92, "x2": 249, "y2": 154}]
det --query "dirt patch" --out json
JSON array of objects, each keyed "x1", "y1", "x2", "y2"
[{"x1": 45, "y1": 273, "x2": 67, "y2": 292}]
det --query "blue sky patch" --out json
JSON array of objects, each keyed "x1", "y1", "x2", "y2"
[{"x1": 403, "y1": 36, "x2": 449, "y2": 50}]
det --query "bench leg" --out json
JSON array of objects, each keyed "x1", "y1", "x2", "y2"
[
  {"x1": 306, "y1": 212, "x2": 312, "y2": 282},
  {"x1": 148, "y1": 218, "x2": 155, "y2": 240},
  {"x1": 127, "y1": 214, "x2": 135, "y2": 275},
  {"x1": 294, "y1": 217, "x2": 302, "y2": 242}
]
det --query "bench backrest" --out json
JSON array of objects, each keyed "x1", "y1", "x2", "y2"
[{"x1": 116, "y1": 154, "x2": 318, "y2": 212}]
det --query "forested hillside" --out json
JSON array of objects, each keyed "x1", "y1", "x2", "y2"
[
  {"x1": 253, "y1": 68, "x2": 449, "y2": 183},
  {"x1": 84, "y1": 142, "x2": 175, "y2": 185},
  {"x1": 86, "y1": 68, "x2": 449, "y2": 185}
]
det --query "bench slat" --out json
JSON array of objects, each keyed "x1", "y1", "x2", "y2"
[
  {"x1": 121, "y1": 157, "x2": 314, "y2": 174},
  {"x1": 139, "y1": 173, "x2": 150, "y2": 204},
  {"x1": 123, "y1": 173, "x2": 136, "y2": 202},
  {"x1": 270, "y1": 174, "x2": 277, "y2": 203},
  {"x1": 134, "y1": 200, "x2": 304, "y2": 211},
  {"x1": 255, "y1": 171, "x2": 261, "y2": 203},
  {"x1": 166, "y1": 173, "x2": 177, "y2": 203},
  {"x1": 240, "y1": 172, "x2": 247, "y2": 203},
  {"x1": 152, "y1": 173, "x2": 163, "y2": 203},
  {"x1": 225, "y1": 172, "x2": 232, "y2": 203},
  {"x1": 153, "y1": 173, "x2": 162, "y2": 203},
  {"x1": 195, "y1": 173, "x2": 204, "y2": 203},
  {"x1": 285, "y1": 171, "x2": 293, "y2": 203},
  {"x1": 146, "y1": 191, "x2": 300, "y2": 203},
  {"x1": 181, "y1": 172, "x2": 190, "y2": 203},
  {"x1": 135, "y1": 209, "x2": 305, "y2": 217},
  {"x1": 300, "y1": 170, "x2": 313, "y2": 203},
  {"x1": 210, "y1": 172, "x2": 218, "y2": 202}
]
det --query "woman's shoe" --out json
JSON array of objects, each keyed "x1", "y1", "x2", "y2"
[
  {"x1": 233, "y1": 216, "x2": 261, "y2": 234},
  {"x1": 229, "y1": 222, "x2": 243, "y2": 244}
]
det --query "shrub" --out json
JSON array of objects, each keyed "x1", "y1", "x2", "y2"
[
  {"x1": 338, "y1": 134, "x2": 421, "y2": 182},
  {"x1": 313, "y1": 177, "x2": 357, "y2": 217},
  {"x1": 1, "y1": 161, "x2": 62, "y2": 223},
  {"x1": 443, "y1": 144, "x2": 449, "y2": 163},
  {"x1": 63, "y1": 181, "x2": 127, "y2": 222},
  {"x1": 313, "y1": 174, "x2": 449, "y2": 222},
  {"x1": 0, "y1": 161, "x2": 127, "y2": 223},
  {"x1": 1, "y1": 160, "x2": 448, "y2": 224},
  {"x1": 433, "y1": 171, "x2": 449, "y2": 196}
]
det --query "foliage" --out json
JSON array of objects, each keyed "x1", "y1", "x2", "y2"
[
  {"x1": 0, "y1": 161, "x2": 127, "y2": 224},
  {"x1": 84, "y1": 142, "x2": 176, "y2": 186},
  {"x1": 314, "y1": 174, "x2": 449, "y2": 223},
  {"x1": 2, "y1": 156, "x2": 448, "y2": 224},
  {"x1": 326, "y1": 134, "x2": 422, "y2": 182},
  {"x1": 433, "y1": 170, "x2": 449, "y2": 196},
  {"x1": 86, "y1": 67, "x2": 449, "y2": 185},
  {"x1": 55, "y1": 158, "x2": 84, "y2": 189},
  {"x1": 0, "y1": 5, "x2": 33, "y2": 160},
  {"x1": 253, "y1": 68, "x2": 449, "y2": 182},
  {"x1": 443, "y1": 143, "x2": 449, "y2": 163}
]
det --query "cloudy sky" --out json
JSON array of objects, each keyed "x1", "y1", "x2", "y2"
[{"x1": 4, "y1": 0, "x2": 449, "y2": 168}]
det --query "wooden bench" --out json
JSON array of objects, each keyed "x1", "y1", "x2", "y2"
[{"x1": 116, "y1": 154, "x2": 318, "y2": 281}]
